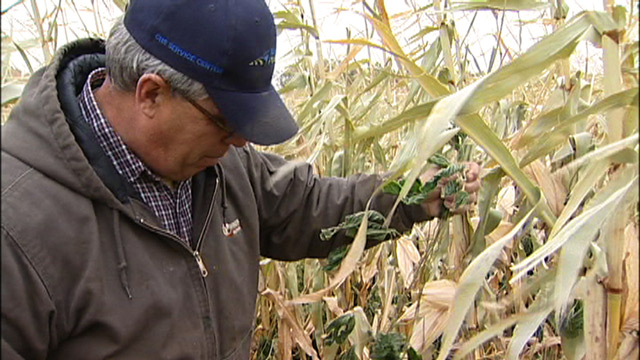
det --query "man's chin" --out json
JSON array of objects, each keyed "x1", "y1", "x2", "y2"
[{"x1": 202, "y1": 156, "x2": 220, "y2": 167}]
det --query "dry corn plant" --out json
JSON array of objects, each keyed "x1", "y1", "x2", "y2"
[
  {"x1": 1, "y1": 0, "x2": 124, "y2": 122},
  {"x1": 2, "y1": 0, "x2": 638, "y2": 359},
  {"x1": 255, "y1": 1, "x2": 638, "y2": 359}
]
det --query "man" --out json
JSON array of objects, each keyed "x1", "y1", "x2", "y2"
[{"x1": 1, "y1": 0, "x2": 480, "y2": 358}]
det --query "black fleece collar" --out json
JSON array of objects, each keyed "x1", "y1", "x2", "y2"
[{"x1": 55, "y1": 39, "x2": 140, "y2": 203}]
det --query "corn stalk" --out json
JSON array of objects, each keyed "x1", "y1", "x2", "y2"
[{"x1": 1, "y1": 1, "x2": 638, "y2": 359}]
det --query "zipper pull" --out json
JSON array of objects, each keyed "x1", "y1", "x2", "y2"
[{"x1": 193, "y1": 251, "x2": 209, "y2": 278}]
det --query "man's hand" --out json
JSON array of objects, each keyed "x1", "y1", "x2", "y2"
[{"x1": 420, "y1": 162, "x2": 482, "y2": 218}]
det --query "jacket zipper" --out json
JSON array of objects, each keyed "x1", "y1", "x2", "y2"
[
  {"x1": 135, "y1": 177, "x2": 219, "y2": 278},
  {"x1": 192, "y1": 177, "x2": 218, "y2": 277},
  {"x1": 134, "y1": 175, "x2": 220, "y2": 358},
  {"x1": 193, "y1": 251, "x2": 208, "y2": 277}
]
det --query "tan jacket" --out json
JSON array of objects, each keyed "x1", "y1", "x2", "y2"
[{"x1": 1, "y1": 39, "x2": 429, "y2": 359}]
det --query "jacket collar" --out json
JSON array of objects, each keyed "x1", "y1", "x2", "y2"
[{"x1": 2, "y1": 38, "x2": 138, "y2": 208}]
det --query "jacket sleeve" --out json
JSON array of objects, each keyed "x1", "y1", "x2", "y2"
[
  {"x1": 241, "y1": 146, "x2": 432, "y2": 260},
  {"x1": 2, "y1": 227, "x2": 55, "y2": 360}
]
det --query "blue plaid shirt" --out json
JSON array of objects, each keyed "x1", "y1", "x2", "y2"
[{"x1": 78, "y1": 68, "x2": 193, "y2": 243}]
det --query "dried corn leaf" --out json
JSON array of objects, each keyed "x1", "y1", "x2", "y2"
[
  {"x1": 326, "y1": 44, "x2": 364, "y2": 81},
  {"x1": 496, "y1": 185, "x2": 517, "y2": 216},
  {"x1": 515, "y1": 87, "x2": 638, "y2": 154},
  {"x1": 613, "y1": 332, "x2": 639, "y2": 360},
  {"x1": 367, "y1": 14, "x2": 450, "y2": 98},
  {"x1": 324, "y1": 38, "x2": 401, "y2": 59},
  {"x1": 485, "y1": 221, "x2": 515, "y2": 264},
  {"x1": 524, "y1": 160, "x2": 567, "y2": 216},
  {"x1": 347, "y1": 307, "x2": 374, "y2": 357},
  {"x1": 554, "y1": 174, "x2": 637, "y2": 317},
  {"x1": 512, "y1": 167, "x2": 638, "y2": 284},
  {"x1": 583, "y1": 243, "x2": 608, "y2": 360},
  {"x1": 262, "y1": 289, "x2": 319, "y2": 359},
  {"x1": 556, "y1": 133, "x2": 638, "y2": 176},
  {"x1": 399, "y1": 280, "x2": 456, "y2": 323},
  {"x1": 395, "y1": 237, "x2": 421, "y2": 287},
  {"x1": 353, "y1": 101, "x2": 437, "y2": 142},
  {"x1": 485, "y1": 221, "x2": 515, "y2": 245},
  {"x1": 278, "y1": 319, "x2": 293, "y2": 360},
  {"x1": 362, "y1": 245, "x2": 383, "y2": 284},
  {"x1": 548, "y1": 159, "x2": 609, "y2": 239},
  {"x1": 409, "y1": 309, "x2": 450, "y2": 352},
  {"x1": 506, "y1": 283, "x2": 554, "y2": 359},
  {"x1": 623, "y1": 221, "x2": 639, "y2": 330},
  {"x1": 450, "y1": 0, "x2": 551, "y2": 11},
  {"x1": 323, "y1": 296, "x2": 344, "y2": 317},
  {"x1": 437, "y1": 197, "x2": 540, "y2": 360},
  {"x1": 453, "y1": 306, "x2": 552, "y2": 360},
  {"x1": 288, "y1": 207, "x2": 371, "y2": 305},
  {"x1": 377, "y1": 268, "x2": 396, "y2": 333},
  {"x1": 458, "y1": 12, "x2": 608, "y2": 116}
]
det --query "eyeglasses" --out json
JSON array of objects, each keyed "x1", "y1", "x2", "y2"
[{"x1": 183, "y1": 96, "x2": 234, "y2": 134}]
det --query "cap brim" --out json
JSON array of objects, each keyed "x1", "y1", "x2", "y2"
[{"x1": 206, "y1": 85, "x2": 298, "y2": 146}]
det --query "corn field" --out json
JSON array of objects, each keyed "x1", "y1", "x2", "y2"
[{"x1": 2, "y1": 0, "x2": 638, "y2": 359}]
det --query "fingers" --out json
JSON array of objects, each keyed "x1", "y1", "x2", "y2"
[
  {"x1": 442, "y1": 162, "x2": 481, "y2": 214},
  {"x1": 425, "y1": 182, "x2": 478, "y2": 217},
  {"x1": 464, "y1": 162, "x2": 481, "y2": 182},
  {"x1": 463, "y1": 176, "x2": 481, "y2": 194},
  {"x1": 419, "y1": 161, "x2": 483, "y2": 217},
  {"x1": 463, "y1": 162, "x2": 482, "y2": 194},
  {"x1": 443, "y1": 191, "x2": 477, "y2": 214}
]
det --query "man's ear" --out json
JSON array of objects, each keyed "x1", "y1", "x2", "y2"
[{"x1": 135, "y1": 74, "x2": 171, "y2": 118}]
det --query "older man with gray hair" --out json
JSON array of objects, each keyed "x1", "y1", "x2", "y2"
[{"x1": 1, "y1": 0, "x2": 481, "y2": 358}]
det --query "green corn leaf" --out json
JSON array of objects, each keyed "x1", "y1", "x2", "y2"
[
  {"x1": 442, "y1": 179, "x2": 462, "y2": 197},
  {"x1": 427, "y1": 153, "x2": 451, "y2": 168},
  {"x1": 370, "y1": 333, "x2": 407, "y2": 360},
  {"x1": 560, "y1": 300, "x2": 584, "y2": 340},
  {"x1": 453, "y1": 191, "x2": 470, "y2": 208},
  {"x1": 320, "y1": 210, "x2": 400, "y2": 242},
  {"x1": 325, "y1": 313, "x2": 356, "y2": 346},
  {"x1": 323, "y1": 245, "x2": 350, "y2": 272}
]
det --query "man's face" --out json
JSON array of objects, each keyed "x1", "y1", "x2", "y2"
[{"x1": 136, "y1": 93, "x2": 248, "y2": 181}]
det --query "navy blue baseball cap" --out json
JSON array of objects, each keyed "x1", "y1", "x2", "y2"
[{"x1": 123, "y1": 0, "x2": 298, "y2": 145}]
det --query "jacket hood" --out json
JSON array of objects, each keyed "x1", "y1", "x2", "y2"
[{"x1": 2, "y1": 38, "x2": 134, "y2": 209}]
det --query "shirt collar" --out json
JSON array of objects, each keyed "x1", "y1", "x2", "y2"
[{"x1": 78, "y1": 68, "x2": 153, "y2": 184}]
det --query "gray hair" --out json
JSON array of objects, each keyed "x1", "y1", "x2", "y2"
[{"x1": 105, "y1": 17, "x2": 208, "y2": 100}]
